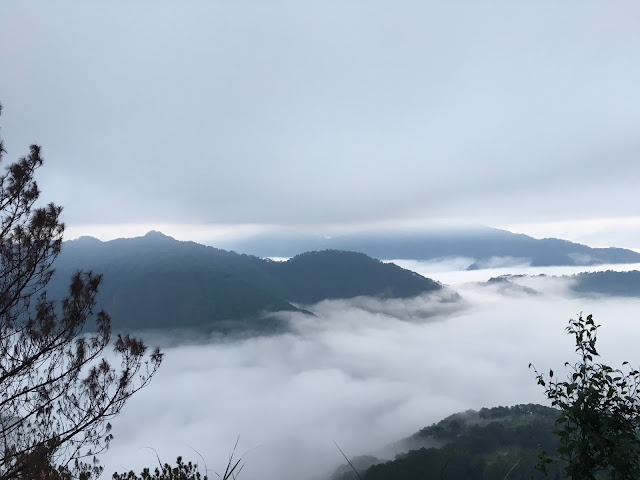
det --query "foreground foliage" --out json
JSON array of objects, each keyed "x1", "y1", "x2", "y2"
[
  {"x1": 112, "y1": 457, "x2": 208, "y2": 480},
  {"x1": 112, "y1": 438, "x2": 250, "y2": 480},
  {"x1": 0, "y1": 105, "x2": 162, "y2": 479},
  {"x1": 531, "y1": 314, "x2": 640, "y2": 480}
]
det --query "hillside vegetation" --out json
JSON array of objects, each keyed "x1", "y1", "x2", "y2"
[
  {"x1": 48, "y1": 232, "x2": 445, "y2": 333},
  {"x1": 333, "y1": 404, "x2": 565, "y2": 480}
]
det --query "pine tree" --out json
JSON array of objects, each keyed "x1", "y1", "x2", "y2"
[{"x1": 0, "y1": 104, "x2": 162, "y2": 480}]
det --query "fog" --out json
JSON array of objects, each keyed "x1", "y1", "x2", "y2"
[
  {"x1": 391, "y1": 258, "x2": 640, "y2": 287},
  {"x1": 100, "y1": 263, "x2": 640, "y2": 480}
]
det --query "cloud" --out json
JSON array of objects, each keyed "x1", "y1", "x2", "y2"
[
  {"x1": 99, "y1": 264, "x2": 640, "y2": 480},
  {"x1": 392, "y1": 259, "x2": 640, "y2": 287},
  {"x1": 384, "y1": 257, "x2": 477, "y2": 274},
  {"x1": 498, "y1": 217, "x2": 640, "y2": 251},
  {"x1": 1, "y1": 1, "x2": 640, "y2": 233}
]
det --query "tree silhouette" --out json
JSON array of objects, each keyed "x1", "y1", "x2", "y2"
[
  {"x1": 0, "y1": 104, "x2": 162, "y2": 480},
  {"x1": 531, "y1": 314, "x2": 640, "y2": 479}
]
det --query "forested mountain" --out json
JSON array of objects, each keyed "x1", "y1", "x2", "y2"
[
  {"x1": 333, "y1": 404, "x2": 565, "y2": 480},
  {"x1": 479, "y1": 276, "x2": 540, "y2": 296},
  {"x1": 48, "y1": 232, "x2": 445, "y2": 332},
  {"x1": 265, "y1": 250, "x2": 440, "y2": 303},
  {"x1": 478, "y1": 271, "x2": 640, "y2": 299},
  {"x1": 218, "y1": 226, "x2": 640, "y2": 267},
  {"x1": 569, "y1": 270, "x2": 640, "y2": 297}
]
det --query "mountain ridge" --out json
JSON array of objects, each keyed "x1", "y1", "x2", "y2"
[
  {"x1": 216, "y1": 226, "x2": 640, "y2": 268},
  {"x1": 480, "y1": 270, "x2": 640, "y2": 298},
  {"x1": 50, "y1": 232, "x2": 446, "y2": 333}
]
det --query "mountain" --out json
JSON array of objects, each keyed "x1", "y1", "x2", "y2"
[
  {"x1": 263, "y1": 250, "x2": 442, "y2": 304},
  {"x1": 480, "y1": 276, "x2": 540, "y2": 296},
  {"x1": 333, "y1": 404, "x2": 564, "y2": 480},
  {"x1": 48, "y1": 232, "x2": 445, "y2": 333},
  {"x1": 48, "y1": 232, "x2": 297, "y2": 334},
  {"x1": 217, "y1": 226, "x2": 640, "y2": 268},
  {"x1": 478, "y1": 271, "x2": 640, "y2": 298},
  {"x1": 570, "y1": 270, "x2": 640, "y2": 297}
]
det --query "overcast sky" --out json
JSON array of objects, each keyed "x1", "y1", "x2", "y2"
[{"x1": 1, "y1": 1, "x2": 639, "y2": 248}]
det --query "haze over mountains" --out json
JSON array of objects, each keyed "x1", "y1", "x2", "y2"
[
  {"x1": 44, "y1": 225, "x2": 640, "y2": 480},
  {"x1": 48, "y1": 228, "x2": 640, "y2": 335},
  {"x1": 477, "y1": 270, "x2": 640, "y2": 299},
  {"x1": 50, "y1": 231, "x2": 444, "y2": 333},
  {"x1": 52, "y1": 228, "x2": 640, "y2": 480},
  {"x1": 218, "y1": 226, "x2": 640, "y2": 267}
]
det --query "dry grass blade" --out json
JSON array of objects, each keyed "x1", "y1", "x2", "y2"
[
  {"x1": 142, "y1": 446, "x2": 163, "y2": 470},
  {"x1": 187, "y1": 445, "x2": 209, "y2": 479},
  {"x1": 216, "y1": 436, "x2": 261, "y2": 480},
  {"x1": 333, "y1": 441, "x2": 363, "y2": 480},
  {"x1": 503, "y1": 458, "x2": 520, "y2": 479},
  {"x1": 440, "y1": 457, "x2": 450, "y2": 480}
]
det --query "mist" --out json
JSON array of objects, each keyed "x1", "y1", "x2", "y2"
[
  {"x1": 99, "y1": 263, "x2": 640, "y2": 480},
  {"x1": 390, "y1": 258, "x2": 640, "y2": 286}
]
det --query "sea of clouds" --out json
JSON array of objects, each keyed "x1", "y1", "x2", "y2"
[{"x1": 100, "y1": 261, "x2": 640, "y2": 480}]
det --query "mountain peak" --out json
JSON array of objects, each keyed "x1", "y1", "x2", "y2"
[
  {"x1": 144, "y1": 230, "x2": 173, "y2": 240},
  {"x1": 69, "y1": 235, "x2": 102, "y2": 244}
]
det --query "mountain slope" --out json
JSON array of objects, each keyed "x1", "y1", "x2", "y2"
[
  {"x1": 49, "y1": 232, "x2": 445, "y2": 332},
  {"x1": 262, "y1": 250, "x2": 442, "y2": 304},
  {"x1": 333, "y1": 404, "x2": 564, "y2": 480},
  {"x1": 50, "y1": 232, "x2": 298, "y2": 333}
]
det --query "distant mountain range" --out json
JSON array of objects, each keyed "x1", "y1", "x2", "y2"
[
  {"x1": 218, "y1": 226, "x2": 640, "y2": 268},
  {"x1": 48, "y1": 229, "x2": 640, "y2": 333},
  {"x1": 48, "y1": 232, "x2": 444, "y2": 333},
  {"x1": 478, "y1": 270, "x2": 640, "y2": 298}
]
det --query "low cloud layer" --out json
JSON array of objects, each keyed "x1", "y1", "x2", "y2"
[
  {"x1": 100, "y1": 265, "x2": 640, "y2": 480},
  {"x1": 392, "y1": 258, "x2": 640, "y2": 287}
]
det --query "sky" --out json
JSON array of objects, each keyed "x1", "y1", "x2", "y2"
[
  {"x1": 97, "y1": 264, "x2": 640, "y2": 480},
  {"x1": 2, "y1": 6, "x2": 640, "y2": 477},
  {"x1": 1, "y1": 1, "x2": 640, "y2": 249}
]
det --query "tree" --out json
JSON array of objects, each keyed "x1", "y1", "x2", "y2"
[
  {"x1": 0, "y1": 104, "x2": 163, "y2": 480},
  {"x1": 530, "y1": 314, "x2": 640, "y2": 480},
  {"x1": 112, "y1": 457, "x2": 208, "y2": 480}
]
